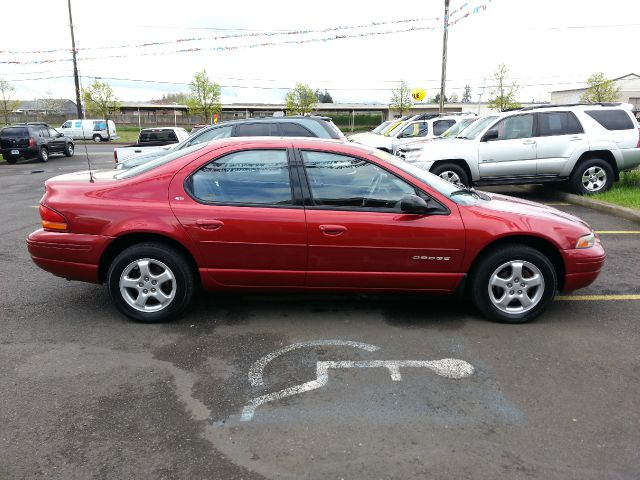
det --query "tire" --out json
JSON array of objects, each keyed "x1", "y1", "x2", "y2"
[
  {"x1": 431, "y1": 162, "x2": 470, "y2": 186},
  {"x1": 470, "y1": 245, "x2": 557, "y2": 324},
  {"x1": 64, "y1": 142, "x2": 74, "y2": 157},
  {"x1": 38, "y1": 147, "x2": 49, "y2": 163},
  {"x1": 93, "y1": 134, "x2": 102, "y2": 143},
  {"x1": 107, "y1": 243, "x2": 194, "y2": 323},
  {"x1": 570, "y1": 159, "x2": 613, "y2": 195},
  {"x1": 5, "y1": 155, "x2": 17, "y2": 164}
]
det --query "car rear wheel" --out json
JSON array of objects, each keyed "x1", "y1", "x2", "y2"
[
  {"x1": 430, "y1": 162, "x2": 469, "y2": 187},
  {"x1": 5, "y1": 155, "x2": 17, "y2": 164},
  {"x1": 470, "y1": 245, "x2": 557, "y2": 323},
  {"x1": 38, "y1": 147, "x2": 48, "y2": 162},
  {"x1": 107, "y1": 243, "x2": 194, "y2": 323},
  {"x1": 93, "y1": 134, "x2": 102, "y2": 143},
  {"x1": 570, "y1": 159, "x2": 613, "y2": 195},
  {"x1": 64, "y1": 142, "x2": 74, "y2": 157}
]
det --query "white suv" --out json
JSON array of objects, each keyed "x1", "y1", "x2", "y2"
[
  {"x1": 350, "y1": 114, "x2": 477, "y2": 155},
  {"x1": 401, "y1": 104, "x2": 640, "y2": 194}
]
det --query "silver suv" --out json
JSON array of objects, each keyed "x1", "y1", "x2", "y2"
[{"x1": 400, "y1": 103, "x2": 640, "y2": 194}]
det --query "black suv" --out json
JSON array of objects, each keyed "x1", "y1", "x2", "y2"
[
  {"x1": 116, "y1": 115, "x2": 346, "y2": 169},
  {"x1": 0, "y1": 123, "x2": 74, "y2": 164}
]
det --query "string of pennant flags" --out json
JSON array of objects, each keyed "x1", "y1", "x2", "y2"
[
  {"x1": 0, "y1": 17, "x2": 440, "y2": 55},
  {"x1": 448, "y1": 0, "x2": 493, "y2": 28}
]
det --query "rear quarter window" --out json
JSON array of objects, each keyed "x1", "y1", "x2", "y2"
[{"x1": 585, "y1": 110, "x2": 634, "y2": 130}]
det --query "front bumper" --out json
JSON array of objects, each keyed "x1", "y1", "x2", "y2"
[
  {"x1": 27, "y1": 229, "x2": 114, "y2": 283},
  {"x1": 560, "y1": 241, "x2": 606, "y2": 292}
]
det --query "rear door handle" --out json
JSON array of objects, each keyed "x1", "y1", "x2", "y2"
[
  {"x1": 569, "y1": 136, "x2": 582, "y2": 141},
  {"x1": 522, "y1": 140, "x2": 536, "y2": 145},
  {"x1": 196, "y1": 219, "x2": 224, "y2": 230},
  {"x1": 319, "y1": 224, "x2": 347, "y2": 236}
]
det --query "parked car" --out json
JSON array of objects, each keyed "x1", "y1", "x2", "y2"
[
  {"x1": 190, "y1": 124, "x2": 208, "y2": 134},
  {"x1": 113, "y1": 127, "x2": 190, "y2": 163},
  {"x1": 60, "y1": 119, "x2": 117, "y2": 142},
  {"x1": 1, "y1": 123, "x2": 74, "y2": 163},
  {"x1": 114, "y1": 115, "x2": 346, "y2": 169},
  {"x1": 402, "y1": 103, "x2": 640, "y2": 194},
  {"x1": 28, "y1": 137, "x2": 604, "y2": 324},
  {"x1": 351, "y1": 114, "x2": 477, "y2": 155}
]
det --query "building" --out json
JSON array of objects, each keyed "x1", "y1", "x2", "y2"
[
  {"x1": 550, "y1": 73, "x2": 640, "y2": 116},
  {"x1": 14, "y1": 99, "x2": 78, "y2": 116}
]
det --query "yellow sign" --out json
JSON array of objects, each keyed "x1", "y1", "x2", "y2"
[{"x1": 411, "y1": 88, "x2": 426, "y2": 102}]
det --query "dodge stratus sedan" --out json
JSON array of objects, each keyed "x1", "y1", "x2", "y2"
[{"x1": 27, "y1": 138, "x2": 605, "y2": 323}]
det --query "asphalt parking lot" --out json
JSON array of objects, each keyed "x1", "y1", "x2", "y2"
[{"x1": 1, "y1": 145, "x2": 639, "y2": 480}]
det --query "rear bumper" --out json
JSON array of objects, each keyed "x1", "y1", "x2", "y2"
[
  {"x1": 1, "y1": 147, "x2": 38, "y2": 158},
  {"x1": 619, "y1": 148, "x2": 640, "y2": 171},
  {"x1": 27, "y1": 229, "x2": 114, "y2": 283},
  {"x1": 560, "y1": 241, "x2": 606, "y2": 292}
]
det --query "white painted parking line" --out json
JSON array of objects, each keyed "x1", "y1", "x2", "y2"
[
  {"x1": 544, "y1": 202, "x2": 571, "y2": 206},
  {"x1": 242, "y1": 341, "x2": 475, "y2": 421},
  {"x1": 557, "y1": 294, "x2": 640, "y2": 301},
  {"x1": 596, "y1": 231, "x2": 640, "y2": 234}
]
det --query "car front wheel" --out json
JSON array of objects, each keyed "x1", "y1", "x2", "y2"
[
  {"x1": 430, "y1": 162, "x2": 470, "y2": 187},
  {"x1": 64, "y1": 142, "x2": 74, "y2": 157},
  {"x1": 39, "y1": 147, "x2": 48, "y2": 162},
  {"x1": 107, "y1": 243, "x2": 194, "y2": 323},
  {"x1": 93, "y1": 134, "x2": 102, "y2": 143},
  {"x1": 470, "y1": 245, "x2": 557, "y2": 323}
]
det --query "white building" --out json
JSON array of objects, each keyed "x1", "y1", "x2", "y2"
[{"x1": 551, "y1": 73, "x2": 640, "y2": 116}]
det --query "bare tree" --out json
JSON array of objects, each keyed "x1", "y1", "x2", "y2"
[
  {"x1": 488, "y1": 64, "x2": 521, "y2": 112},
  {"x1": 0, "y1": 78, "x2": 20, "y2": 125},
  {"x1": 389, "y1": 80, "x2": 412, "y2": 116}
]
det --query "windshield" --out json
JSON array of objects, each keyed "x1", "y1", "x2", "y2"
[
  {"x1": 369, "y1": 149, "x2": 483, "y2": 205},
  {"x1": 115, "y1": 143, "x2": 207, "y2": 179},
  {"x1": 441, "y1": 118, "x2": 476, "y2": 138},
  {"x1": 372, "y1": 121, "x2": 391, "y2": 134},
  {"x1": 456, "y1": 116, "x2": 497, "y2": 139},
  {"x1": 385, "y1": 121, "x2": 410, "y2": 137}
]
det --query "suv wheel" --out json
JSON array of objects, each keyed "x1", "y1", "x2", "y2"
[
  {"x1": 93, "y1": 134, "x2": 102, "y2": 143},
  {"x1": 5, "y1": 155, "x2": 17, "y2": 165},
  {"x1": 431, "y1": 162, "x2": 470, "y2": 187},
  {"x1": 107, "y1": 243, "x2": 194, "y2": 323},
  {"x1": 470, "y1": 245, "x2": 557, "y2": 323},
  {"x1": 570, "y1": 159, "x2": 613, "y2": 195},
  {"x1": 38, "y1": 147, "x2": 49, "y2": 163},
  {"x1": 64, "y1": 142, "x2": 74, "y2": 157}
]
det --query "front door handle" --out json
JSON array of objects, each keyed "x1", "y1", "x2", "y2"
[
  {"x1": 196, "y1": 219, "x2": 224, "y2": 230},
  {"x1": 569, "y1": 136, "x2": 582, "y2": 141},
  {"x1": 319, "y1": 224, "x2": 347, "y2": 236},
  {"x1": 522, "y1": 140, "x2": 536, "y2": 145}
]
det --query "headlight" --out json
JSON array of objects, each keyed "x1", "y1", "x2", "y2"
[
  {"x1": 404, "y1": 150, "x2": 423, "y2": 162},
  {"x1": 575, "y1": 232, "x2": 595, "y2": 249}
]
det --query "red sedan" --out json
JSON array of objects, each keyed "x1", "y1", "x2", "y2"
[{"x1": 27, "y1": 138, "x2": 605, "y2": 323}]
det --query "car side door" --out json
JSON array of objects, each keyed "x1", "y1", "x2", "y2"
[
  {"x1": 534, "y1": 111, "x2": 586, "y2": 175},
  {"x1": 477, "y1": 113, "x2": 537, "y2": 178},
  {"x1": 48, "y1": 127, "x2": 65, "y2": 152},
  {"x1": 169, "y1": 146, "x2": 307, "y2": 287},
  {"x1": 297, "y1": 149, "x2": 466, "y2": 290}
]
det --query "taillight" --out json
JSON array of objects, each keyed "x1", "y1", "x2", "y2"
[
  {"x1": 28, "y1": 137, "x2": 35, "y2": 147},
  {"x1": 39, "y1": 204, "x2": 68, "y2": 232}
]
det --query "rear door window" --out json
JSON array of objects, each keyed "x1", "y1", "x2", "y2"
[
  {"x1": 433, "y1": 120, "x2": 456, "y2": 136},
  {"x1": 585, "y1": 110, "x2": 634, "y2": 130},
  {"x1": 234, "y1": 123, "x2": 279, "y2": 136},
  {"x1": 537, "y1": 112, "x2": 584, "y2": 136},
  {"x1": 279, "y1": 123, "x2": 315, "y2": 137},
  {"x1": 185, "y1": 126, "x2": 233, "y2": 147}
]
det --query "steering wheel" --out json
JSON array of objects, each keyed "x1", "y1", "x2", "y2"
[{"x1": 362, "y1": 172, "x2": 382, "y2": 207}]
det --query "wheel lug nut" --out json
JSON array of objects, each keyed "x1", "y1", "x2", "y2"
[
  {"x1": 138, "y1": 282, "x2": 144, "y2": 287},
  {"x1": 143, "y1": 289, "x2": 148, "y2": 294},
  {"x1": 518, "y1": 290, "x2": 522, "y2": 294},
  {"x1": 521, "y1": 283, "x2": 526, "y2": 287},
  {"x1": 151, "y1": 288, "x2": 156, "y2": 293},
  {"x1": 507, "y1": 283, "x2": 512, "y2": 288},
  {"x1": 144, "y1": 277, "x2": 149, "y2": 281},
  {"x1": 514, "y1": 278, "x2": 519, "y2": 282},
  {"x1": 152, "y1": 280, "x2": 157, "y2": 285},
  {"x1": 509, "y1": 290, "x2": 515, "y2": 295}
]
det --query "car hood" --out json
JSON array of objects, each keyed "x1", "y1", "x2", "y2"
[
  {"x1": 477, "y1": 192, "x2": 591, "y2": 230},
  {"x1": 350, "y1": 132, "x2": 392, "y2": 149}
]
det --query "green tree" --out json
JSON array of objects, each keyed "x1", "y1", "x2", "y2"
[
  {"x1": 449, "y1": 93, "x2": 459, "y2": 103},
  {"x1": 187, "y1": 70, "x2": 222, "y2": 122},
  {"x1": 488, "y1": 64, "x2": 521, "y2": 112},
  {"x1": 389, "y1": 80, "x2": 412, "y2": 116},
  {"x1": 461, "y1": 85, "x2": 472, "y2": 103},
  {"x1": 285, "y1": 83, "x2": 316, "y2": 115},
  {"x1": 315, "y1": 89, "x2": 333, "y2": 103},
  {"x1": 156, "y1": 92, "x2": 190, "y2": 104},
  {"x1": 580, "y1": 72, "x2": 621, "y2": 103},
  {"x1": 430, "y1": 92, "x2": 448, "y2": 104},
  {"x1": 0, "y1": 78, "x2": 20, "y2": 125},
  {"x1": 82, "y1": 80, "x2": 120, "y2": 140}
]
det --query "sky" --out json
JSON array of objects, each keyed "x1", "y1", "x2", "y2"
[{"x1": 1, "y1": 0, "x2": 638, "y2": 105}]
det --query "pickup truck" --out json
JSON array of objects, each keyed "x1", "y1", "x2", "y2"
[{"x1": 113, "y1": 127, "x2": 190, "y2": 163}]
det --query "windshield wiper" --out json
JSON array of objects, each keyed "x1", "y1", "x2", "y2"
[{"x1": 450, "y1": 186, "x2": 490, "y2": 200}]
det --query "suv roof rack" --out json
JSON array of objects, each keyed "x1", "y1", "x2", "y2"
[{"x1": 508, "y1": 102, "x2": 623, "y2": 112}]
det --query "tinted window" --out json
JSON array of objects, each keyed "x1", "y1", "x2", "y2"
[
  {"x1": 1, "y1": 127, "x2": 28, "y2": 137},
  {"x1": 48, "y1": 128, "x2": 59, "y2": 137},
  {"x1": 537, "y1": 112, "x2": 583, "y2": 136},
  {"x1": 139, "y1": 130, "x2": 178, "y2": 142},
  {"x1": 488, "y1": 114, "x2": 533, "y2": 140},
  {"x1": 235, "y1": 123, "x2": 279, "y2": 136},
  {"x1": 302, "y1": 151, "x2": 415, "y2": 210},
  {"x1": 186, "y1": 126, "x2": 232, "y2": 146},
  {"x1": 433, "y1": 120, "x2": 456, "y2": 136},
  {"x1": 585, "y1": 110, "x2": 634, "y2": 130},
  {"x1": 93, "y1": 121, "x2": 106, "y2": 131},
  {"x1": 62, "y1": 121, "x2": 71, "y2": 128},
  {"x1": 39, "y1": 127, "x2": 50, "y2": 137},
  {"x1": 279, "y1": 123, "x2": 314, "y2": 137},
  {"x1": 190, "y1": 150, "x2": 292, "y2": 205}
]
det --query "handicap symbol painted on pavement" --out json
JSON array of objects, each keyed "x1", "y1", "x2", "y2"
[{"x1": 241, "y1": 340, "x2": 475, "y2": 421}]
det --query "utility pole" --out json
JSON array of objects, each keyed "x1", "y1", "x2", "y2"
[
  {"x1": 67, "y1": 0, "x2": 83, "y2": 118},
  {"x1": 439, "y1": 0, "x2": 450, "y2": 114}
]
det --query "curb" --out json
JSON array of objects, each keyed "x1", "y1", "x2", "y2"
[{"x1": 556, "y1": 191, "x2": 640, "y2": 224}]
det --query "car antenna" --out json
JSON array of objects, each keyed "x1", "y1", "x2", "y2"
[{"x1": 80, "y1": 121, "x2": 95, "y2": 183}]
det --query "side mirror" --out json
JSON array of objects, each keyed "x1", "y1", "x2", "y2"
[
  {"x1": 482, "y1": 129, "x2": 499, "y2": 141},
  {"x1": 57, "y1": 132, "x2": 64, "y2": 137},
  {"x1": 400, "y1": 194, "x2": 431, "y2": 214}
]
